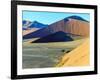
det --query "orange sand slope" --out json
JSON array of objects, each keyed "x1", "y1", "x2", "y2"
[{"x1": 56, "y1": 38, "x2": 90, "y2": 67}]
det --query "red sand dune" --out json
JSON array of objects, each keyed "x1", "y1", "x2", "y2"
[{"x1": 49, "y1": 18, "x2": 89, "y2": 37}]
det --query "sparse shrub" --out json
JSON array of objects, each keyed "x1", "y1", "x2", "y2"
[{"x1": 61, "y1": 49, "x2": 65, "y2": 52}]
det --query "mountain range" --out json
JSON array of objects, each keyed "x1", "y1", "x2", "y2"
[
  {"x1": 23, "y1": 15, "x2": 89, "y2": 40},
  {"x1": 23, "y1": 20, "x2": 48, "y2": 29}
]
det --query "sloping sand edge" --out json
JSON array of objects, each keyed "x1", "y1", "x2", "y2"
[{"x1": 56, "y1": 38, "x2": 90, "y2": 67}]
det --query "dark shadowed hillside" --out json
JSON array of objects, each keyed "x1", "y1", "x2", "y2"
[{"x1": 32, "y1": 31, "x2": 73, "y2": 43}]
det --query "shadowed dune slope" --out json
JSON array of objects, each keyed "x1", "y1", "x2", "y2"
[
  {"x1": 56, "y1": 38, "x2": 90, "y2": 67},
  {"x1": 32, "y1": 31, "x2": 73, "y2": 43}
]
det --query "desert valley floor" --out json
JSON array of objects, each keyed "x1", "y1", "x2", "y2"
[{"x1": 22, "y1": 38, "x2": 89, "y2": 68}]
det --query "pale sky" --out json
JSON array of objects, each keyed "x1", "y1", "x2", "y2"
[{"x1": 22, "y1": 11, "x2": 90, "y2": 25}]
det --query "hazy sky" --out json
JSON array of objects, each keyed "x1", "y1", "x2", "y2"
[{"x1": 22, "y1": 11, "x2": 90, "y2": 25}]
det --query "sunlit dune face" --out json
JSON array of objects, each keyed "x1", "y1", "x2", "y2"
[{"x1": 56, "y1": 38, "x2": 90, "y2": 67}]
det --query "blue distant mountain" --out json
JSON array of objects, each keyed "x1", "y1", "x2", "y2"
[
  {"x1": 23, "y1": 20, "x2": 31, "y2": 25},
  {"x1": 29, "y1": 21, "x2": 48, "y2": 28},
  {"x1": 32, "y1": 31, "x2": 73, "y2": 43},
  {"x1": 23, "y1": 20, "x2": 26, "y2": 25},
  {"x1": 22, "y1": 20, "x2": 48, "y2": 29},
  {"x1": 22, "y1": 20, "x2": 31, "y2": 28}
]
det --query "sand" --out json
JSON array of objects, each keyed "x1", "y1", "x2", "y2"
[
  {"x1": 56, "y1": 38, "x2": 90, "y2": 67},
  {"x1": 23, "y1": 28, "x2": 39, "y2": 36}
]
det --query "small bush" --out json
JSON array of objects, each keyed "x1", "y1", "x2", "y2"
[{"x1": 61, "y1": 49, "x2": 65, "y2": 52}]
